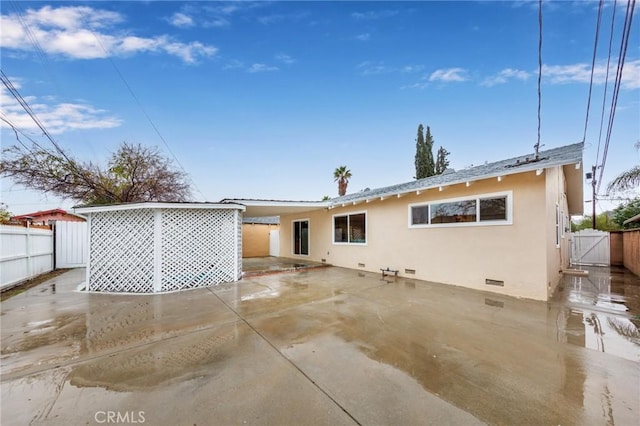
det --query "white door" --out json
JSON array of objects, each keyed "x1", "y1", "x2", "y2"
[
  {"x1": 55, "y1": 221, "x2": 88, "y2": 268},
  {"x1": 269, "y1": 229, "x2": 280, "y2": 257},
  {"x1": 570, "y1": 230, "x2": 610, "y2": 266}
]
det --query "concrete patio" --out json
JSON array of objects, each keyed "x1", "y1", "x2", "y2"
[{"x1": 1, "y1": 264, "x2": 639, "y2": 425}]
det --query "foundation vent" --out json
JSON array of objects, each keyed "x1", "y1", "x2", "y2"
[
  {"x1": 358, "y1": 263, "x2": 365, "y2": 268},
  {"x1": 321, "y1": 259, "x2": 326, "y2": 263},
  {"x1": 485, "y1": 278, "x2": 504, "y2": 287},
  {"x1": 405, "y1": 269, "x2": 416, "y2": 275},
  {"x1": 485, "y1": 298, "x2": 504, "y2": 308}
]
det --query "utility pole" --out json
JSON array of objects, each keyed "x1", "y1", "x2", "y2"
[{"x1": 592, "y1": 165, "x2": 597, "y2": 230}]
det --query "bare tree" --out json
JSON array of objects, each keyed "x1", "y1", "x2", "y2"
[{"x1": 1, "y1": 142, "x2": 191, "y2": 205}]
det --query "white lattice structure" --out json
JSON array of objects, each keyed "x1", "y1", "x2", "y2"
[{"x1": 75, "y1": 203, "x2": 245, "y2": 293}]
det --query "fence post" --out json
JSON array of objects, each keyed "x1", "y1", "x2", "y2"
[{"x1": 25, "y1": 221, "x2": 32, "y2": 279}]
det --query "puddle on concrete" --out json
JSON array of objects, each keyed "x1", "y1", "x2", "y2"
[
  {"x1": 67, "y1": 325, "x2": 242, "y2": 392},
  {"x1": 2, "y1": 265, "x2": 638, "y2": 425}
]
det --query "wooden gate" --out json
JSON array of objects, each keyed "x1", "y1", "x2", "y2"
[{"x1": 570, "y1": 229, "x2": 610, "y2": 266}]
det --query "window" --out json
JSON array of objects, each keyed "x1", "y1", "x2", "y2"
[
  {"x1": 409, "y1": 191, "x2": 512, "y2": 228},
  {"x1": 293, "y1": 219, "x2": 309, "y2": 255},
  {"x1": 431, "y1": 200, "x2": 476, "y2": 223},
  {"x1": 479, "y1": 196, "x2": 507, "y2": 221},
  {"x1": 333, "y1": 212, "x2": 366, "y2": 244},
  {"x1": 411, "y1": 205, "x2": 430, "y2": 225}
]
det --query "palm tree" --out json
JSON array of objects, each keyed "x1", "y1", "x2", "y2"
[
  {"x1": 607, "y1": 141, "x2": 640, "y2": 194},
  {"x1": 333, "y1": 166, "x2": 352, "y2": 196}
]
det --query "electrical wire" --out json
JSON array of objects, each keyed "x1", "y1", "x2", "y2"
[
  {"x1": 86, "y1": 25, "x2": 207, "y2": 201},
  {"x1": 1, "y1": 70, "x2": 113, "y2": 200},
  {"x1": 535, "y1": 0, "x2": 543, "y2": 156},
  {"x1": 595, "y1": 0, "x2": 617, "y2": 167},
  {"x1": 581, "y1": 0, "x2": 604, "y2": 144},
  {"x1": 0, "y1": 114, "x2": 48, "y2": 153},
  {"x1": 597, "y1": 0, "x2": 636, "y2": 194}
]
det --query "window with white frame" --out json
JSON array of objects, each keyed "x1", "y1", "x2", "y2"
[
  {"x1": 333, "y1": 212, "x2": 366, "y2": 244},
  {"x1": 409, "y1": 192, "x2": 512, "y2": 228}
]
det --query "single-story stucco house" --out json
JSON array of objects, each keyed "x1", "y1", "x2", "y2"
[{"x1": 226, "y1": 142, "x2": 584, "y2": 301}]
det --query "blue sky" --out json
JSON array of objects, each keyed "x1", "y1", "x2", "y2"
[{"x1": 1, "y1": 0, "x2": 638, "y2": 216}]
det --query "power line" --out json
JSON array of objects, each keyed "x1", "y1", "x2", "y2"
[
  {"x1": 85, "y1": 25, "x2": 206, "y2": 201},
  {"x1": 0, "y1": 114, "x2": 48, "y2": 153},
  {"x1": 581, "y1": 0, "x2": 604, "y2": 144},
  {"x1": 1, "y1": 70, "x2": 113, "y2": 201},
  {"x1": 0, "y1": 70, "x2": 75, "y2": 165},
  {"x1": 597, "y1": 0, "x2": 636, "y2": 194},
  {"x1": 595, "y1": 0, "x2": 618, "y2": 168},
  {"x1": 534, "y1": 0, "x2": 543, "y2": 157}
]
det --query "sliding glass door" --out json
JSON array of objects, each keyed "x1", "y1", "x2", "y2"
[{"x1": 293, "y1": 220, "x2": 309, "y2": 255}]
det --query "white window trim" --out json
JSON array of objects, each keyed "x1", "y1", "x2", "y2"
[
  {"x1": 332, "y1": 210, "x2": 368, "y2": 246},
  {"x1": 408, "y1": 191, "x2": 513, "y2": 229},
  {"x1": 292, "y1": 218, "x2": 310, "y2": 256}
]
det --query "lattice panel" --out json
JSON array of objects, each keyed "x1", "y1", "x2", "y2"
[
  {"x1": 237, "y1": 212, "x2": 243, "y2": 279},
  {"x1": 161, "y1": 209, "x2": 239, "y2": 291},
  {"x1": 89, "y1": 209, "x2": 154, "y2": 293}
]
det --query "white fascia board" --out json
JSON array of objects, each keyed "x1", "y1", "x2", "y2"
[
  {"x1": 337, "y1": 159, "x2": 582, "y2": 205},
  {"x1": 75, "y1": 202, "x2": 246, "y2": 214},
  {"x1": 232, "y1": 199, "x2": 331, "y2": 209}
]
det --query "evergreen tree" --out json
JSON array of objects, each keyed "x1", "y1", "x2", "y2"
[
  {"x1": 414, "y1": 124, "x2": 427, "y2": 179},
  {"x1": 435, "y1": 146, "x2": 451, "y2": 175},
  {"x1": 424, "y1": 126, "x2": 435, "y2": 177}
]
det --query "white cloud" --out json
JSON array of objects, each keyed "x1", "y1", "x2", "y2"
[
  {"x1": 0, "y1": 83, "x2": 121, "y2": 135},
  {"x1": 543, "y1": 60, "x2": 640, "y2": 90},
  {"x1": 401, "y1": 65, "x2": 425, "y2": 73},
  {"x1": 223, "y1": 59, "x2": 245, "y2": 70},
  {"x1": 248, "y1": 63, "x2": 279, "y2": 73},
  {"x1": 358, "y1": 62, "x2": 425, "y2": 76},
  {"x1": 428, "y1": 68, "x2": 469, "y2": 82},
  {"x1": 401, "y1": 82, "x2": 429, "y2": 90},
  {"x1": 203, "y1": 17, "x2": 230, "y2": 28},
  {"x1": 356, "y1": 33, "x2": 370, "y2": 41},
  {"x1": 0, "y1": 5, "x2": 217, "y2": 64},
  {"x1": 358, "y1": 61, "x2": 389, "y2": 75},
  {"x1": 482, "y1": 68, "x2": 531, "y2": 87},
  {"x1": 351, "y1": 10, "x2": 399, "y2": 20},
  {"x1": 169, "y1": 12, "x2": 194, "y2": 28},
  {"x1": 275, "y1": 54, "x2": 295, "y2": 64}
]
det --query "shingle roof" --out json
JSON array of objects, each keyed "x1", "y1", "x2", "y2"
[
  {"x1": 243, "y1": 216, "x2": 280, "y2": 225},
  {"x1": 331, "y1": 142, "x2": 583, "y2": 204}
]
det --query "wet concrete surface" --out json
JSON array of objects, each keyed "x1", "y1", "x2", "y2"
[
  {"x1": 242, "y1": 256, "x2": 328, "y2": 277},
  {"x1": 1, "y1": 266, "x2": 639, "y2": 425}
]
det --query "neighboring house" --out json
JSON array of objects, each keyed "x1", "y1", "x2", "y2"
[
  {"x1": 242, "y1": 216, "x2": 280, "y2": 258},
  {"x1": 11, "y1": 208, "x2": 86, "y2": 225},
  {"x1": 226, "y1": 142, "x2": 584, "y2": 301}
]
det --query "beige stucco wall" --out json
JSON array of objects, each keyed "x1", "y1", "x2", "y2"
[
  {"x1": 544, "y1": 166, "x2": 571, "y2": 299},
  {"x1": 242, "y1": 224, "x2": 279, "y2": 258},
  {"x1": 280, "y1": 170, "x2": 559, "y2": 300}
]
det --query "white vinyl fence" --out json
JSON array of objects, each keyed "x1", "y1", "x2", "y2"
[
  {"x1": 570, "y1": 229, "x2": 610, "y2": 266},
  {"x1": 0, "y1": 224, "x2": 53, "y2": 289},
  {"x1": 55, "y1": 221, "x2": 88, "y2": 268}
]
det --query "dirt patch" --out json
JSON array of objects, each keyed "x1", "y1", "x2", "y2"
[{"x1": 1, "y1": 269, "x2": 70, "y2": 301}]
